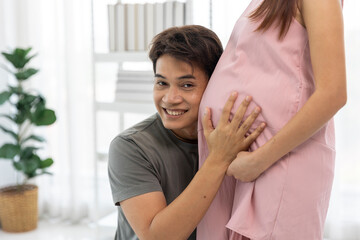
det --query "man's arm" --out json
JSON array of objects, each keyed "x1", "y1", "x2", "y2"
[{"x1": 121, "y1": 93, "x2": 265, "y2": 240}]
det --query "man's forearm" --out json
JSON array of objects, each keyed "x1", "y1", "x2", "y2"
[{"x1": 147, "y1": 154, "x2": 228, "y2": 240}]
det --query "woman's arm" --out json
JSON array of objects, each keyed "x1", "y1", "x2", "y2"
[
  {"x1": 227, "y1": 0, "x2": 347, "y2": 181},
  {"x1": 121, "y1": 93, "x2": 265, "y2": 240}
]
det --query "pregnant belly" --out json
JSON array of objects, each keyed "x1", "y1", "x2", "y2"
[{"x1": 200, "y1": 73, "x2": 300, "y2": 132}]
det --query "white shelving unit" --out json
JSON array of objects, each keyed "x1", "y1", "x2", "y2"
[
  {"x1": 91, "y1": 0, "x2": 155, "y2": 228},
  {"x1": 95, "y1": 101, "x2": 154, "y2": 112},
  {"x1": 94, "y1": 51, "x2": 149, "y2": 63},
  {"x1": 92, "y1": 50, "x2": 156, "y2": 138},
  {"x1": 92, "y1": 51, "x2": 155, "y2": 124}
]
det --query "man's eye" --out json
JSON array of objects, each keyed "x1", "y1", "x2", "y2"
[
  {"x1": 156, "y1": 81, "x2": 166, "y2": 86},
  {"x1": 183, "y1": 83, "x2": 193, "y2": 88}
]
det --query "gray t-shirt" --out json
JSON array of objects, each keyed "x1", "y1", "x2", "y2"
[{"x1": 108, "y1": 114, "x2": 198, "y2": 240}]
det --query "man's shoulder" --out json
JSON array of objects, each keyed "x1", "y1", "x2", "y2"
[
  {"x1": 110, "y1": 113, "x2": 172, "y2": 155},
  {"x1": 115, "y1": 114, "x2": 162, "y2": 141}
]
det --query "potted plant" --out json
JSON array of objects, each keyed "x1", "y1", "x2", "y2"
[{"x1": 0, "y1": 47, "x2": 56, "y2": 232}]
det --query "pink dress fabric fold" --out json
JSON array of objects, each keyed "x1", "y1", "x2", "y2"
[{"x1": 197, "y1": 0, "x2": 335, "y2": 239}]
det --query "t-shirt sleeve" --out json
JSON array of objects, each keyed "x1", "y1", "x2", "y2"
[{"x1": 108, "y1": 136, "x2": 162, "y2": 205}]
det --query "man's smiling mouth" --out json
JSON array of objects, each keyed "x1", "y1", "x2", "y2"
[{"x1": 164, "y1": 108, "x2": 187, "y2": 116}]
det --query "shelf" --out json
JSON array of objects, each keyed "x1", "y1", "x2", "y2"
[
  {"x1": 94, "y1": 52, "x2": 149, "y2": 62},
  {"x1": 95, "y1": 101, "x2": 156, "y2": 113}
]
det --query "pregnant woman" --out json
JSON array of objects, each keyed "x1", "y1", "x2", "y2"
[{"x1": 197, "y1": 0, "x2": 346, "y2": 239}]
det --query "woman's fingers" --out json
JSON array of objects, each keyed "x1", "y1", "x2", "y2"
[
  {"x1": 230, "y1": 96, "x2": 252, "y2": 129},
  {"x1": 242, "y1": 122, "x2": 266, "y2": 149},
  {"x1": 218, "y1": 92, "x2": 238, "y2": 127},
  {"x1": 238, "y1": 106, "x2": 261, "y2": 134},
  {"x1": 202, "y1": 107, "x2": 214, "y2": 138}
]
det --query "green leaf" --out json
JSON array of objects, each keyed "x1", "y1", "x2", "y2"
[
  {"x1": 39, "y1": 158, "x2": 53, "y2": 169},
  {"x1": 13, "y1": 161, "x2": 23, "y2": 171},
  {"x1": 0, "y1": 144, "x2": 20, "y2": 159},
  {"x1": 33, "y1": 94, "x2": 46, "y2": 106},
  {"x1": 15, "y1": 94, "x2": 39, "y2": 124},
  {"x1": 15, "y1": 153, "x2": 42, "y2": 179},
  {"x1": 26, "y1": 172, "x2": 38, "y2": 180},
  {"x1": 0, "y1": 125, "x2": 18, "y2": 140},
  {"x1": 15, "y1": 68, "x2": 39, "y2": 81},
  {"x1": 9, "y1": 86, "x2": 23, "y2": 95},
  {"x1": 2, "y1": 48, "x2": 36, "y2": 69},
  {"x1": 14, "y1": 111, "x2": 28, "y2": 124},
  {"x1": 25, "y1": 154, "x2": 42, "y2": 178},
  {"x1": 20, "y1": 147, "x2": 39, "y2": 160},
  {"x1": 1, "y1": 113, "x2": 22, "y2": 125},
  {"x1": 24, "y1": 156, "x2": 40, "y2": 174},
  {"x1": 0, "y1": 91, "x2": 12, "y2": 105},
  {"x1": 20, "y1": 48, "x2": 32, "y2": 59},
  {"x1": 30, "y1": 99, "x2": 45, "y2": 122},
  {"x1": 17, "y1": 97, "x2": 32, "y2": 112},
  {"x1": 23, "y1": 94, "x2": 38, "y2": 104},
  {"x1": 28, "y1": 171, "x2": 52, "y2": 180},
  {"x1": 2, "y1": 52, "x2": 20, "y2": 69},
  {"x1": 32, "y1": 109, "x2": 56, "y2": 126},
  {"x1": 0, "y1": 114, "x2": 15, "y2": 122},
  {"x1": 14, "y1": 159, "x2": 38, "y2": 176},
  {"x1": 34, "y1": 97, "x2": 45, "y2": 110},
  {"x1": 21, "y1": 134, "x2": 46, "y2": 144},
  {"x1": 14, "y1": 48, "x2": 31, "y2": 58}
]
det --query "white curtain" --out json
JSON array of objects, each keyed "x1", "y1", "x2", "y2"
[{"x1": 0, "y1": 0, "x2": 96, "y2": 223}]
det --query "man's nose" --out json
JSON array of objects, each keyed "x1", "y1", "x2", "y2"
[{"x1": 162, "y1": 86, "x2": 182, "y2": 104}]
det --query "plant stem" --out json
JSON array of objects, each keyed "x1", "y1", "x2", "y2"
[{"x1": 18, "y1": 120, "x2": 32, "y2": 143}]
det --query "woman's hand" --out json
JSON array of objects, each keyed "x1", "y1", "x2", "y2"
[
  {"x1": 226, "y1": 151, "x2": 265, "y2": 182},
  {"x1": 202, "y1": 92, "x2": 265, "y2": 167}
]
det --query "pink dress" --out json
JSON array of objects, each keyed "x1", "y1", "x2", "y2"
[{"x1": 197, "y1": 0, "x2": 336, "y2": 239}]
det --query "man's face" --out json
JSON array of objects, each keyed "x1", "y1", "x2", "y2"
[{"x1": 153, "y1": 54, "x2": 208, "y2": 140}]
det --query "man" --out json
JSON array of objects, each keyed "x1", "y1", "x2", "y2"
[{"x1": 108, "y1": 25, "x2": 265, "y2": 240}]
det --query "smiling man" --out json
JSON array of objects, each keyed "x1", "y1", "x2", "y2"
[
  {"x1": 153, "y1": 54, "x2": 208, "y2": 141},
  {"x1": 108, "y1": 25, "x2": 265, "y2": 240}
]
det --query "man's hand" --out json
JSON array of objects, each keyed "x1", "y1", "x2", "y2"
[{"x1": 202, "y1": 92, "x2": 265, "y2": 167}]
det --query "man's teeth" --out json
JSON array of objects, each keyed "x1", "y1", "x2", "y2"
[{"x1": 166, "y1": 109, "x2": 186, "y2": 116}]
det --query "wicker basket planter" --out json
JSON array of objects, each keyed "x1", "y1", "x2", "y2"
[{"x1": 0, "y1": 184, "x2": 38, "y2": 232}]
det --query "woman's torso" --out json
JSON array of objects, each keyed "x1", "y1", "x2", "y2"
[{"x1": 199, "y1": 0, "x2": 334, "y2": 150}]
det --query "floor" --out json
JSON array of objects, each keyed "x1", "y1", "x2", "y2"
[
  {"x1": 0, "y1": 213, "x2": 334, "y2": 240},
  {"x1": 0, "y1": 212, "x2": 117, "y2": 240}
]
